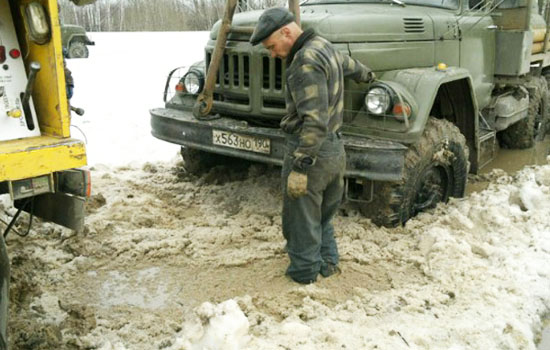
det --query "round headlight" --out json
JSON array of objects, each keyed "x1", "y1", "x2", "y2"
[
  {"x1": 183, "y1": 70, "x2": 205, "y2": 95},
  {"x1": 365, "y1": 87, "x2": 391, "y2": 115}
]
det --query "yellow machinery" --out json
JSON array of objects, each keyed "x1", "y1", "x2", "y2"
[{"x1": 0, "y1": 0, "x2": 90, "y2": 233}]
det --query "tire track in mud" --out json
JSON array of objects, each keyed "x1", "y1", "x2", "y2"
[
  {"x1": 5, "y1": 160, "x2": 424, "y2": 349},
  {"x1": 38, "y1": 154, "x2": 550, "y2": 349}
]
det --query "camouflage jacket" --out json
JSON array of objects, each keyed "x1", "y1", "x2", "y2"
[{"x1": 282, "y1": 28, "x2": 374, "y2": 173}]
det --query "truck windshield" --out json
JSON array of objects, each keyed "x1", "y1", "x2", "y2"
[{"x1": 302, "y1": 0, "x2": 459, "y2": 9}]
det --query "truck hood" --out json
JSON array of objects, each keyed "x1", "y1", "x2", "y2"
[{"x1": 210, "y1": 4, "x2": 438, "y2": 43}]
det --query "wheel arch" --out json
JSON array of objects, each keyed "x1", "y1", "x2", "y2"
[
  {"x1": 68, "y1": 35, "x2": 86, "y2": 45},
  {"x1": 381, "y1": 68, "x2": 478, "y2": 171},
  {"x1": 428, "y1": 78, "x2": 477, "y2": 173}
]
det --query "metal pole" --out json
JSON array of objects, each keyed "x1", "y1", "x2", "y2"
[
  {"x1": 526, "y1": 0, "x2": 533, "y2": 31},
  {"x1": 289, "y1": 0, "x2": 301, "y2": 27},
  {"x1": 543, "y1": 0, "x2": 550, "y2": 53},
  {"x1": 193, "y1": 0, "x2": 238, "y2": 118}
]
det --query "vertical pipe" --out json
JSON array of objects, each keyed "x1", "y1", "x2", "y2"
[
  {"x1": 543, "y1": 0, "x2": 550, "y2": 53},
  {"x1": 526, "y1": 0, "x2": 533, "y2": 31},
  {"x1": 194, "y1": 0, "x2": 238, "y2": 117},
  {"x1": 289, "y1": 0, "x2": 301, "y2": 27}
]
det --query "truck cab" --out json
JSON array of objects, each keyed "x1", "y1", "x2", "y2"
[{"x1": 151, "y1": 0, "x2": 550, "y2": 226}]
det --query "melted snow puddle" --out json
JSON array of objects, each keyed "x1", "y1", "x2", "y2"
[
  {"x1": 94, "y1": 267, "x2": 170, "y2": 309},
  {"x1": 490, "y1": 136, "x2": 550, "y2": 173},
  {"x1": 467, "y1": 136, "x2": 550, "y2": 194}
]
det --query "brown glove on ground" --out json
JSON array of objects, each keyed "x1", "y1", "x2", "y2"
[{"x1": 287, "y1": 171, "x2": 308, "y2": 199}]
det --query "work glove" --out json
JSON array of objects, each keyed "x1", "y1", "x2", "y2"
[
  {"x1": 366, "y1": 71, "x2": 376, "y2": 83},
  {"x1": 287, "y1": 171, "x2": 308, "y2": 199},
  {"x1": 355, "y1": 69, "x2": 376, "y2": 84}
]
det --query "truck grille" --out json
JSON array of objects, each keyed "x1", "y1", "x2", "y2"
[
  {"x1": 403, "y1": 18, "x2": 425, "y2": 33},
  {"x1": 261, "y1": 56, "x2": 284, "y2": 91},
  {"x1": 205, "y1": 48, "x2": 287, "y2": 117},
  {"x1": 206, "y1": 52, "x2": 250, "y2": 88}
]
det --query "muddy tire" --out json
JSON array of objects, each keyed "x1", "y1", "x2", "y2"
[
  {"x1": 67, "y1": 41, "x2": 89, "y2": 59},
  {"x1": 543, "y1": 70, "x2": 550, "y2": 90},
  {"x1": 180, "y1": 147, "x2": 221, "y2": 174},
  {"x1": 360, "y1": 118, "x2": 469, "y2": 227},
  {"x1": 500, "y1": 80, "x2": 543, "y2": 149},
  {"x1": 536, "y1": 76, "x2": 550, "y2": 139}
]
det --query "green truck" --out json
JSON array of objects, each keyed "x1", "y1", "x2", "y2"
[
  {"x1": 151, "y1": 0, "x2": 550, "y2": 227},
  {"x1": 61, "y1": 24, "x2": 94, "y2": 58}
]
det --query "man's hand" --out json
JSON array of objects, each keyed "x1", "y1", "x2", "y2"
[
  {"x1": 365, "y1": 71, "x2": 376, "y2": 83},
  {"x1": 287, "y1": 171, "x2": 308, "y2": 199},
  {"x1": 356, "y1": 69, "x2": 376, "y2": 84}
]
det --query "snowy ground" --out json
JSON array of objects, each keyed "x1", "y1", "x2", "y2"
[
  {"x1": 69, "y1": 31, "x2": 210, "y2": 166},
  {"x1": 3, "y1": 32, "x2": 550, "y2": 350}
]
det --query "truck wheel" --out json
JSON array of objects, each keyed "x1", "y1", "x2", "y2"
[
  {"x1": 535, "y1": 77, "x2": 550, "y2": 139},
  {"x1": 67, "y1": 41, "x2": 89, "y2": 58},
  {"x1": 180, "y1": 147, "x2": 221, "y2": 174},
  {"x1": 360, "y1": 118, "x2": 469, "y2": 227},
  {"x1": 499, "y1": 81, "x2": 542, "y2": 149},
  {"x1": 543, "y1": 70, "x2": 550, "y2": 90}
]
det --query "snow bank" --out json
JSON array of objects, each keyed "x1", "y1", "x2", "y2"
[
  {"x1": 68, "y1": 31, "x2": 210, "y2": 166},
  {"x1": 164, "y1": 163, "x2": 550, "y2": 350}
]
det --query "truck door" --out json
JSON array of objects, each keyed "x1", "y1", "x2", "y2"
[{"x1": 458, "y1": 0, "x2": 496, "y2": 110}]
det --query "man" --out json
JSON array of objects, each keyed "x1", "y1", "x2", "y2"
[{"x1": 250, "y1": 7, "x2": 375, "y2": 284}]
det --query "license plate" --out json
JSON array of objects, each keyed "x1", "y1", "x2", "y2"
[{"x1": 212, "y1": 130, "x2": 270, "y2": 154}]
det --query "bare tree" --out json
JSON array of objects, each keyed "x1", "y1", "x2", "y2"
[{"x1": 58, "y1": 0, "x2": 286, "y2": 31}]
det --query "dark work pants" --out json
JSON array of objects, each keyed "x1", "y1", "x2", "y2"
[{"x1": 282, "y1": 133, "x2": 346, "y2": 283}]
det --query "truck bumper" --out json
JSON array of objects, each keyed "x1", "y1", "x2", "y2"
[
  {"x1": 151, "y1": 108, "x2": 407, "y2": 181},
  {"x1": 0, "y1": 136, "x2": 87, "y2": 182},
  {"x1": 0, "y1": 137, "x2": 89, "y2": 231}
]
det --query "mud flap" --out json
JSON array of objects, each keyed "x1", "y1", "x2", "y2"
[
  {"x1": 15, "y1": 192, "x2": 86, "y2": 231},
  {"x1": 0, "y1": 234, "x2": 9, "y2": 350}
]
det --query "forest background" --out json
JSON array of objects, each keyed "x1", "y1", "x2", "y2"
[{"x1": 58, "y1": 0, "x2": 285, "y2": 31}]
